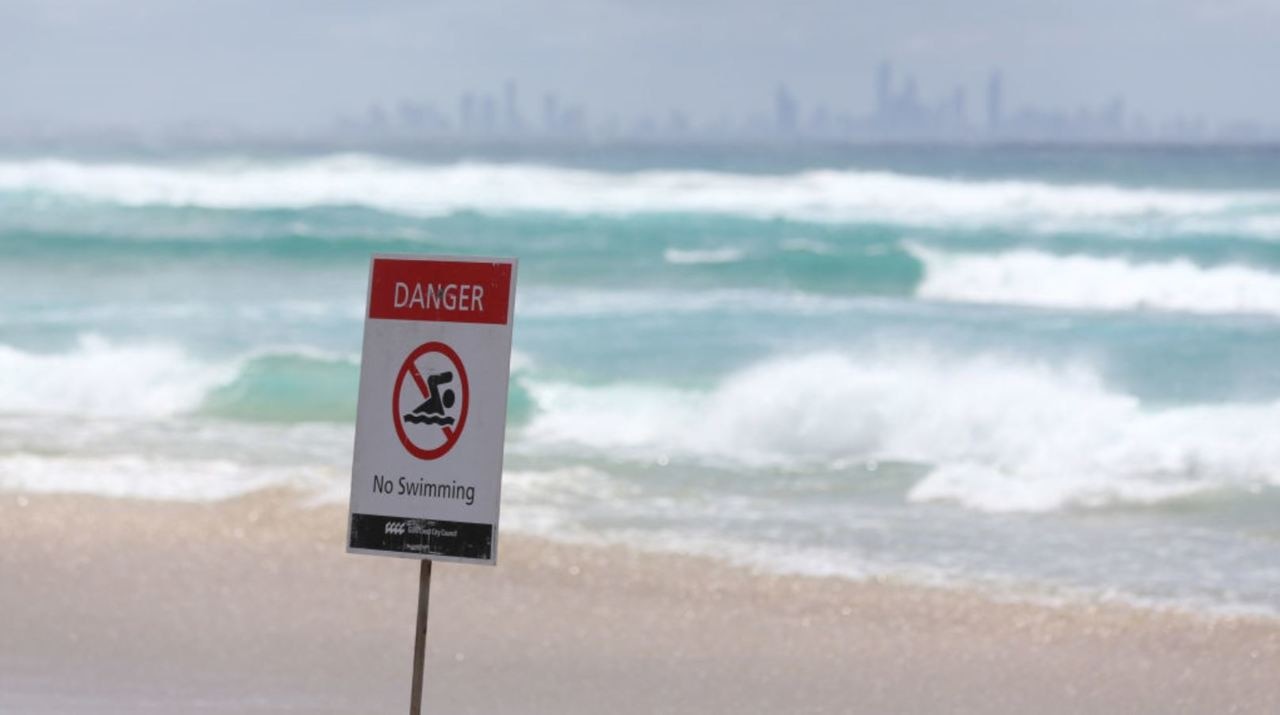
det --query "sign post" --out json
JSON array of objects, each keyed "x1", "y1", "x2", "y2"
[
  {"x1": 409, "y1": 560, "x2": 432, "y2": 714},
  {"x1": 347, "y1": 254, "x2": 518, "y2": 714}
]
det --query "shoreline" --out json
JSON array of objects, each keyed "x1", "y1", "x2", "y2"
[
  {"x1": 2, "y1": 490, "x2": 1278, "y2": 713},
  {"x1": 505, "y1": 521, "x2": 1280, "y2": 625}
]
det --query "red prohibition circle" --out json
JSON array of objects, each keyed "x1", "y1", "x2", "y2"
[{"x1": 392, "y1": 341, "x2": 469, "y2": 460}]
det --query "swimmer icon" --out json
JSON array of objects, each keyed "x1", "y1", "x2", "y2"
[
  {"x1": 392, "y1": 342, "x2": 469, "y2": 460},
  {"x1": 404, "y1": 371, "x2": 456, "y2": 425}
]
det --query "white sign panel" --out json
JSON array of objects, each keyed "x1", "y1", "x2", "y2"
[{"x1": 347, "y1": 254, "x2": 517, "y2": 564}]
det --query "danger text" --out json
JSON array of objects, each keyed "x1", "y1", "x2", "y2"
[{"x1": 393, "y1": 281, "x2": 485, "y2": 313}]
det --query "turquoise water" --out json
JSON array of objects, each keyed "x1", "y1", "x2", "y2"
[{"x1": 2, "y1": 148, "x2": 1279, "y2": 614}]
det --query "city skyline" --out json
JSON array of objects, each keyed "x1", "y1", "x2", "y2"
[
  {"x1": 6, "y1": 61, "x2": 1275, "y2": 149},
  {"x1": 326, "y1": 64, "x2": 1276, "y2": 145}
]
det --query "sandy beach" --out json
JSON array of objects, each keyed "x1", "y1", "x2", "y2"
[{"x1": 0, "y1": 491, "x2": 1275, "y2": 714}]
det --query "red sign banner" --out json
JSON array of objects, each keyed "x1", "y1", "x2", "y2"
[{"x1": 368, "y1": 258, "x2": 513, "y2": 325}]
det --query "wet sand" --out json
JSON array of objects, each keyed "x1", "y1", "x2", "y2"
[{"x1": 1, "y1": 491, "x2": 1277, "y2": 714}]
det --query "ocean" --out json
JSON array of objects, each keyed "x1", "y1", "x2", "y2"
[{"x1": 1, "y1": 146, "x2": 1278, "y2": 615}]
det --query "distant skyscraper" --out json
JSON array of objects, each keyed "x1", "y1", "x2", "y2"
[
  {"x1": 903, "y1": 75, "x2": 919, "y2": 110},
  {"x1": 774, "y1": 83, "x2": 798, "y2": 135},
  {"x1": 875, "y1": 61, "x2": 893, "y2": 117},
  {"x1": 952, "y1": 87, "x2": 968, "y2": 123},
  {"x1": 396, "y1": 100, "x2": 425, "y2": 131},
  {"x1": 479, "y1": 95, "x2": 497, "y2": 132},
  {"x1": 459, "y1": 92, "x2": 476, "y2": 133},
  {"x1": 542, "y1": 93, "x2": 560, "y2": 134},
  {"x1": 986, "y1": 70, "x2": 1003, "y2": 132},
  {"x1": 1102, "y1": 95, "x2": 1126, "y2": 135},
  {"x1": 365, "y1": 103, "x2": 389, "y2": 133},
  {"x1": 503, "y1": 80, "x2": 521, "y2": 133}
]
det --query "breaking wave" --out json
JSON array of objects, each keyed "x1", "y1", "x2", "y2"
[
  {"x1": 5, "y1": 334, "x2": 1277, "y2": 515},
  {"x1": 516, "y1": 351, "x2": 1280, "y2": 513},
  {"x1": 0, "y1": 335, "x2": 239, "y2": 419},
  {"x1": 911, "y1": 245, "x2": 1280, "y2": 316},
  {"x1": 2, "y1": 154, "x2": 1279, "y2": 236},
  {"x1": 0, "y1": 336, "x2": 358, "y2": 421},
  {"x1": 0, "y1": 336, "x2": 537, "y2": 424}
]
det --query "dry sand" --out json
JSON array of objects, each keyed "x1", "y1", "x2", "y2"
[{"x1": 1, "y1": 491, "x2": 1277, "y2": 714}]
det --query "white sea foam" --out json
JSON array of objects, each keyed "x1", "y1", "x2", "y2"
[
  {"x1": 516, "y1": 351, "x2": 1280, "y2": 513},
  {"x1": 0, "y1": 335, "x2": 238, "y2": 418},
  {"x1": 517, "y1": 287, "x2": 859, "y2": 318},
  {"x1": 499, "y1": 466, "x2": 636, "y2": 534},
  {"x1": 911, "y1": 244, "x2": 1280, "y2": 316},
  {"x1": 2, "y1": 155, "x2": 1278, "y2": 236},
  {"x1": 0, "y1": 452, "x2": 339, "y2": 501},
  {"x1": 663, "y1": 247, "x2": 745, "y2": 265},
  {"x1": 508, "y1": 348, "x2": 535, "y2": 373},
  {"x1": 0, "y1": 336, "x2": 367, "y2": 420}
]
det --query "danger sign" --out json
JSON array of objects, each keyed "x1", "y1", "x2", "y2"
[{"x1": 347, "y1": 255, "x2": 518, "y2": 564}]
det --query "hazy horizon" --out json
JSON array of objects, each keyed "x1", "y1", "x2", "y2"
[{"x1": 3, "y1": 0, "x2": 1280, "y2": 138}]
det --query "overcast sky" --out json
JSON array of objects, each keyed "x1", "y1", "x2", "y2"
[{"x1": 2, "y1": 0, "x2": 1279, "y2": 132}]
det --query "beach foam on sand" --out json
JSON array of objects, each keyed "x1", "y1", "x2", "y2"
[{"x1": 1, "y1": 491, "x2": 1276, "y2": 714}]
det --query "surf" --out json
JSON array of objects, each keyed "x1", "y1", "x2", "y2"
[
  {"x1": 3, "y1": 154, "x2": 1280, "y2": 238},
  {"x1": 515, "y1": 350, "x2": 1280, "y2": 513},
  {"x1": 910, "y1": 244, "x2": 1280, "y2": 316}
]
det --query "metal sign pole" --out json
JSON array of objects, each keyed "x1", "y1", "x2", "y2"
[{"x1": 409, "y1": 559, "x2": 433, "y2": 715}]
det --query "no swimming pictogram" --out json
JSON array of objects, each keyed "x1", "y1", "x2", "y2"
[{"x1": 392, "y1": 341, "x2": 470, "y2": 460}]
